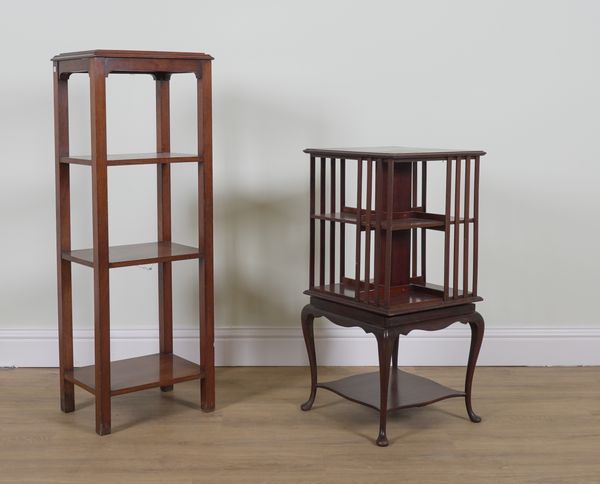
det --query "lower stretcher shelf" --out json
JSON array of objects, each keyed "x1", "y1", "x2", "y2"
[
  {"x1": 64, "y1": 353, "x2": 204, "y2": 396},
  {"x1": 318, "y1": 368, "x2": 464, "y2": 411}
]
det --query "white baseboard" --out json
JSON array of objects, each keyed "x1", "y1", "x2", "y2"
[{"x1": 1, "y1": 327, "x2": 599, "y2": 367}]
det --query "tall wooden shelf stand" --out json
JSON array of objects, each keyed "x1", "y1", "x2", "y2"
[{"x1": 52, "y1": 50, "x2": 215, "y2": 435}]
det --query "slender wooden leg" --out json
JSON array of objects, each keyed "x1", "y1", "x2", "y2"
[
  {"x1": 54, "y1": 70, "x2": 74, "y2": 413},
  {"x1": 300, "y1": 305, "x2": 317, "y2": 411},
  {"x1": 465, "y1": 312, "x2": 485, "y2": 423},
  {"x1": 90, "y1": 58, "x2": 111, "y2": 435},
  {"x1": 391, "y1": 336, "x2": 399, "y2": 369},
  {"x1": 375, "y1": 329, "x2": 395, "y2": 447},
  {"x1": 155, "y1": 74, "x2": 174, "y2": 392},
  {"x1": 197, "y1": 63, "x2": 215, "y2": 412}
]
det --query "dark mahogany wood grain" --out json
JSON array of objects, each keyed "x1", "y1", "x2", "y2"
[
  {"x1": 61, "y1": 152, "x2": 200, "y2": 166},
  {"x1": 53, "y1": 50, "x2": 214, "y2": 435},
  {"x1": 300, "y1": 300, "x2": 485, "y2": 447},
  {"x1": 156, "y1": 75, "x2": 174, "y2": 392},
  {"x1": 304, "y1": 146, "x2": 486, "y2": 161},
  {"x1": 52, "y1": 50, "x2": 213, "y2": 61},
  {"x1": 319, "y1": 369, "x2": 465, "y2": 412},
  {"x1": 305, "y1": 283, "x2": 482, "y2": 317},
  {"x1": 197, "y1": 60, "x2": 215, "y2": 412},
  {"x1": 63, "y1": 241, "x2": 201, "y2": 268},
  {"x1": 304, "y1": 147, "x2": 484, "y2": 316},
  {"x1": 301, "y1": 145, "x2": 486, "y2": 446},
  {"x1": 64, "y1": 354, "x2": 204, "y2": 396},
  {"x1": 89, "y1": 57, "x2": 111, "y2": 436},
  {"x1": 54, "y1": 58, "x2": 75, "y2": 414}
]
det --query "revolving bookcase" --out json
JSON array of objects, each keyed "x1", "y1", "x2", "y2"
[
  {"x1": 300, "y1": 146, "x2": 486, "y2": 446},
  {"x1": 53, "y1": 50, "x2": 215, "y2": 435}
]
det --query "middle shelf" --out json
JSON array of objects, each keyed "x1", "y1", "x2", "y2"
[
  {"x1": 312, "y1": 211, "x2": 473, "y2": 231},
  {"x1": 61, "y1": 152, "x2": 201, "y2": 166},
  {"x1": 63, "y1": 241, "x2": 201, "y2": 268}
]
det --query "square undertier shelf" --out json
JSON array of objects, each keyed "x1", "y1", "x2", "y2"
[
  {"x1": 318, "y1": 368, "x2": 465, "y2": 411},
  {"x1": 63, "y1": 241, "x2": 201, "y2": 268},
  {"x1": 65, "y1": 354, "x2": 204, "y2": 396}
]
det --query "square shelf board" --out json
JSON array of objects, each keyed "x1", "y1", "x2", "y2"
[
  {"x1": 63, "y1": 241, "x2": 201, "y2": 268},
  {"x1": 64, "y1": 353, "x2": 204, "y2": 396}
]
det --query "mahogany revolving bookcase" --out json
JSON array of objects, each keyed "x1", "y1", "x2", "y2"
[
  {"x1": 300, "y1": 146, "x2": 486, "y2": 446},
  {"x1": 52, "y1": 50, "x2": 215, "y2": 435}
]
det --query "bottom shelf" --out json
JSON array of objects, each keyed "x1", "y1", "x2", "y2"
[
  {"x1": 65, "y1": 353, "x2": 204, "y2": 396},
  {"x1": 318, "y1": 368, "x2": 464, "y2": 411},
  {"x1": 306, "y1": 282, "x2": 481, "y2": 315}
]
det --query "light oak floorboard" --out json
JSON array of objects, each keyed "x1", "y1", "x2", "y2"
[{"x1": 0, "y1": 367, "x2": 599, "y2": 483}]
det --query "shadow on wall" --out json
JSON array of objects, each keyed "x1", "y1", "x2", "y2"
[
  {"x1": 214, "y1": 191, "x2": 308, "y2": 327},
  {"x1": 180, "y1": 87, "x2": 329, "y2": 328}
]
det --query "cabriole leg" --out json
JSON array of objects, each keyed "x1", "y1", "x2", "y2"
[
  {"x1": 375, "y1": 330, "x2": 395, "y2": 447},
  {"x1": 300, "y1": 306, "x2": 318, "y2": 411},
  {"x1": 465, "y1": 312, "x2": 485, "y2": 423},
  {"x1": 391, "y1": 335, "x2": 399, "y2": 369}
]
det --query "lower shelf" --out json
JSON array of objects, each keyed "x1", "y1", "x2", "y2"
[
  {"x1": 306, "y1": 282, "x2": 482, "y2": 315},
  {"x1": 318, "y1": 368, "x2": 464, "y2": 412},
  {"x1": 65, "y1": 353, "x2": 204, "y2": 396}
]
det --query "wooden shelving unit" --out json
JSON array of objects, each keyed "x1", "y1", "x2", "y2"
[
  {"x1": 300, "y1": 146, "x2": 486, "y2": 446},
  {"x1": 52, "y1": 50, "x2": 215, "y2": 435}
]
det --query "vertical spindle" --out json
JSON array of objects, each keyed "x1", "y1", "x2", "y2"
[
  {"x1": 330, "y1": 158, "x2": 336, "y2": 286},
  {"x1": 340, "y1": 159, "x2": 346, "y2": 284},
  {"x1": 443, "y1": 158, "x2": 452, "y2": 300},
  {"x1": 473, "y1": 156, "x2": 480, "y2": 296},
  {"x1": 364, "y1": 159, "x2": 373, "y2": 300},
  {"x1": 355, "y1": 159, "x2": 363, "y2": 300},
  {"x1": 374, "y1": 159, "x2": 383, "y2": 306},
  {"x1": 421, "y1": 161, "x2": 427, "y2": 280},
  {"x1": 411, "y1": 162, "x2": 418, "y2": 279},
  {"x1": 309, "y1": 155, "x2": 315, "y2": 288},
  {"x1": 319, "y1": 157, "x2": 326, "y2": 287},
  {"x1": 384, "y1": 160, "x2": 394, "y2": 306},
  {"x1": 453, "y1": 158, "x2": 461, "y2": 298},
  {"x1": 463, "y1": 157, "x2": 471, "y2": 296}
]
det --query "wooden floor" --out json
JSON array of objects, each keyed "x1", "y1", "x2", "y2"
[{"x1": 1, "y1": 367, "x2": 599, "y2": 483}]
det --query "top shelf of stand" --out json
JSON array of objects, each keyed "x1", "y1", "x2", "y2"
[
  {"x1": 304, "y1": 146, "x2": 486, "y2": 161},
  {"x1": 52, "y1": 50, "x2": 213, "y2": 77},
  {"x1": 61, "y1": 152, "x2": 201, "y2": 166},
  {"x1": 52, "y1": 50, "x2": 213, "y2": 62}
]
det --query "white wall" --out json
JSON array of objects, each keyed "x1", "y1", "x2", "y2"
[{"x1": 1, "y1": 1, "x2": 599, "y2": 365}]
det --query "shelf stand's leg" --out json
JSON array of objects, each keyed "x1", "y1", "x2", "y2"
[
  {"x1": 155, "y1": 74, "x2": 174, "y2": 392},
  {"x1": 375, "y1": 329, "x2": 395, "y2": 447},
  {"x1": 197, "y1": 62, "x2": 215, "y2": 411},
  {"x1": 465, "y1": 311, "x2": 485, "y2": 423},
  {"x1": 391, "y1": 336, "x2": 399, "y2": 369},
  {"x1": 90, "y1": 58, "x2": 111, "y2": 435},
  {"x1": 54, "y1": 66, "x2": 75, "y2": 413},
  {"x1": 300, "y1": 305, "x2": 317, "y2": 411}
]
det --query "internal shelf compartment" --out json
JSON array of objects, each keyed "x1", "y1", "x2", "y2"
[
  {"x1": 64, "y1": 353, "x2": 204, "y2": 396},
  {"x1": 312, "y1": 211, "x2": 473, "y2": 231},
  {"x1": 306, "y1": 282, "x2": 481, "y2": 315},
  {"x1": 61, "y1": 152, "x2": 200, "y2": 166},
  {"x1": 63, "y1": 241, "x2": 201, "y2": 268}
]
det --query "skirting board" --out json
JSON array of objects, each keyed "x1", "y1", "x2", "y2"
[{"x1": 1, "y1": 327, "x2": 599, "y2": 367}]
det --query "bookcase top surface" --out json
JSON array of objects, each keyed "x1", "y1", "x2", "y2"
[
  {"x1": 52, "y1": 49, "x2": 213, "y2": 62},
  {"x1": 304, "y1": 146, "x2": 486, "y2": 160}
]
